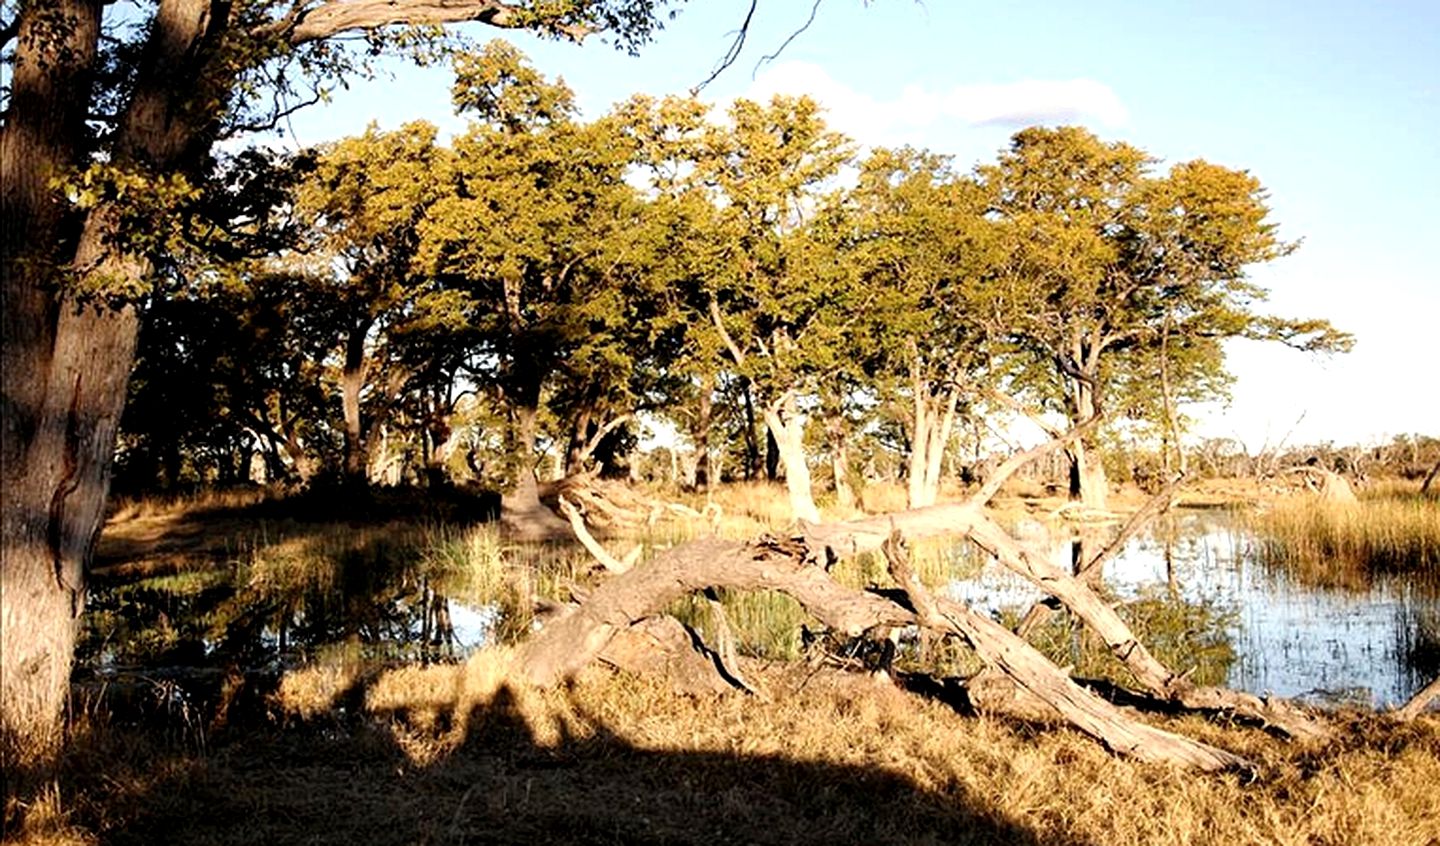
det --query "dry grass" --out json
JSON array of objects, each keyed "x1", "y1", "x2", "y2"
[
  {"x1": 21, "y1": 479, "x2": 1440, "y2": 844},
  {"x1": 1249, "y1": 485, "x2": 1440, "y2": 579},
  {"x1": 9, "y1": 652, "x2": 1440, "y2": 846}
]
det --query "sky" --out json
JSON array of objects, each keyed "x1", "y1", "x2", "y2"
[{"x1": 279, "y1": 0, "x2": 1439, "y2": 450}]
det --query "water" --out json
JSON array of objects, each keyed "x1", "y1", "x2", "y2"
[
  {"x1": 947, "y1": 510, "x2": 1439, "y2": 709},
  {"x1": 79, "y1": 510, "x2": 1440, "y2": 712}
]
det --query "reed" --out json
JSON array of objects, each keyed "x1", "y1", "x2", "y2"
[{"x1": 1248, "y1": 489, "x2": 1440, "y2": 576}]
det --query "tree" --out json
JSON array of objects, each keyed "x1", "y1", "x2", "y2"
[
  {"x1": 840, "y1": 147, "x2": 1001, "y2": 507},
  {"x1": 697, "y1": 95, "x2": 854, "y2": 523},
  {"x1": 979, "y1": 127, "x2": 1352, "y2": 510},
  {"x1": 418, "y1": 42, "x2": 652, "y2": 535},
  {"x1": 290, "y1": 121, "x2": 457, "y2": 488},
  {"x1": 1, "y1": 0, "x2": 677, "y2": 761}
]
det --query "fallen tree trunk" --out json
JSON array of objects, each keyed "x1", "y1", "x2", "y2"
[
  {"x1": 802, "y1": 505, "x2": 1328, "y2": 741},
  {"x1": 518, "y1": 532, "x2": 1250, "y2": 770},
  {"x1": 1394, "y1": 675, "x2": 1440, "y2": 722},
  {"x1": 880, "y1": 533, "x2": 1246, "y2": 770}
]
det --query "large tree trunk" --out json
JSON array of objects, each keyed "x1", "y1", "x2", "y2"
[
  {"x1": 741, "y1": 379, "x2": 760, "y2": 481},
  {"x1": 2, "y1": 0, "x2": 234, "y2": 760},
  {"x1": 340, "y1": 317, "x2": 373, "y2": 487},
  {"x1": 1067, "y1": 428, "x2": 1108, "y2": 511},
  {"x1": 825, "y1": 410, "x2": 856, "y2": 510},
  {"x1": 761, "y1": 397, "x2": 821, "y2": 524},
  {"x1": 500, "y1": 401, "x2": 568, "y2": 540},
  {"x1": 907, "y1": 384, "x2": 959, "y2": 509},
  {"x1": 691, "y1": 375, "x2": 714, "y2": 491},
  {"x1": 1, "y1": 298, "x2": 139, "y2": 762},
  {"x1": 563, "y1": 404, "x2": 595, "y2": 476}
]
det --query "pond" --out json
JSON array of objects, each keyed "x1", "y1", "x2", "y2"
[
  {"x1": 78, "y1": 509, "x2": 1440, "y2": 713},
  {"x1": 949, "y1": 509, "x2": 1440, "y2": 709}
]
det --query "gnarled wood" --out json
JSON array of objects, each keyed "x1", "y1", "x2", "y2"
[
  {"x1": 881, "y1": 533, "x2": 1246, "y2": 770},
  {"x1": 520, "y1": 529, "x2": 1251, "y2": 769},
  {"x1": 1394, "y1": 676, "x2": 1440, "y2": 722},
  {"x1": 802, "y1": 504, "x2": 1329, "y2": 741}
]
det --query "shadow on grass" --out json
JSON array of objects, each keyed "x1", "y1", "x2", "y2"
[{"x1": 46, "y1": 669, "x2": 1087, "y2": 846}]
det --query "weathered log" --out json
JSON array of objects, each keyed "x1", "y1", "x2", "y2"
[
  {"x1": 881, "y1": 533, "x2": 1247, "y2": 770},
  {"x1": 595, "y1": 616, "x2": 735, "y2": 697},
  {"x1": 1016, "y1": 477, "x2": 1180, "y2": 637},
  {"x1": 557, "y1": 496, "x2": 633, "y2": 574},
  {"x1": 519, "y1": 532, "x2": 1248, "y2": 769},
  {"x1": 1394, "y1": 675, "x2": 1440, "y2": 722},
  {"x1": 518, "y1": 536, "x2": 910, "y2": 686},
  {"x1": 803, "y1": 505, "x2": 1329, "y2": 741}
]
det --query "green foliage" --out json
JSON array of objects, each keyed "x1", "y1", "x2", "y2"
[{"x1": 978, "y1": 126, "x2": 1351, "y2": 448}]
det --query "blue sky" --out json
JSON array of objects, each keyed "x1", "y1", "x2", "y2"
[{"x1": 282, "y1": 0, "x2": 1439, "y2": 449}]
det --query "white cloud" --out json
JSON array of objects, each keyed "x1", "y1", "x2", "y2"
[{"x1": 741, "y1": 61, "x2": 1128, "y2": 147}]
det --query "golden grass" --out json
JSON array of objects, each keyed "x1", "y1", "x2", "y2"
[
  {"x1": 13, "y1": 652, "x2": 1440, "y2": 846},
  {"x1": 1249, "y1": 487, "x2": 1440, "y2": 578},
  {"x1": 105, "y1": 486, "x2": 278, "y2": 522}
]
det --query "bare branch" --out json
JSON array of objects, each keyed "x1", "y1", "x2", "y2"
[
  {"x1": 221, "y1": 85, "x2": 325, "y2": 139},
  {"x1": 689, "y1": 0, "x2": 757, "y2": 95},
  {"x1": 753, "y1": 0, "x2": 823, "y2": 75},
  {"x1": 986, "y1": 389, "x2": 1067, "y2": 440},
  {"x1": 967, "y1": 413, "x2": 1100, "y2": 507},
  {"x1": 1078, "y1": 475, "x2": 1183, "y2": 578},
  {"x1": 558, "y1": 495, "x2": 632, "y2": 574},
  {"x1": 580, "y1": 413, "x2": 632, "y2": 464},
  {"x1": 708, "y1": 295, "x2": 747, "y2": 365},
  {"x1": 1395, "y1": 675, "x2": 1440, "y2": 722},
  {"x1": 1, "y1": 13, "x2": 19, "y2": 48}
]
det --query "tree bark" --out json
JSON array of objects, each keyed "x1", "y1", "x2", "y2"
[
  {"x1": 691, "y1": 375, "x2": 714, "y2": 491},
  {"x1": 826, "y1": 409, "x2": 856, "y2": 510},
  {"x1": 500, "y1": 401, "x2": 569, "y2": 540},
  {"x1": 761, "y1": 397, "x2": 821, "y2": 524},
  {"x1": 907, "y1": 379, "x2": 958, "y2": 509},
  {"x1": 340, "y1": 317, "x2": 373, "y2": 486},
  {"x1": 2, "y1": 0, "x2": 211, "y2": 760},
  {"x1": 741, "y1": 380, "x2": 760, "y2": 481}
]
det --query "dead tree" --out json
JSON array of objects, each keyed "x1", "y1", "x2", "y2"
[{"x1": 525, "y1": 426, "x2": 1330, "y2": 770}]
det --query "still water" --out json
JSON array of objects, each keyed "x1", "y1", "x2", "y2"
[
  {"x1": 81, "y1": 510, "x2": 1439, "y2": 711},
  {"x1": 948, "y1": 510, "x2": 1439, "y2": 708}
]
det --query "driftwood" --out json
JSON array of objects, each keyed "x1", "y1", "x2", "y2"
[
  {"x1": 524, "y1": 421, "x2": 1328, "y2": 767},
  {"x1": 880, "y1": 533, "x2": 1246, "y2": 770},
  {"x1": 802, "y1": 504, "x2": 1327, "y2": 741},
  {"x1": 519, "y1": 529, "x2": 1249, "y2": 770},
  {"x1": 1015, "y1": 477, "x2": 1182, "y2": 637}
]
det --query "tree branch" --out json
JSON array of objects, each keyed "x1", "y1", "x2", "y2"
[
  {"x1": 689, "y1": 0, "x2": 757, "y2": 95},
  {"x1": 708, "y1": 295, "x2": 747, "y2": 365},
  {"x1": 252, "y1": 0, "x2": 576, "y2": 47},
  {"x1": 967, "y1": 413, "x2": 1100, "y2": 507}
]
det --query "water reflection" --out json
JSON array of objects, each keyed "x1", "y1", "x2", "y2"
[
  {"x1": 948, "y1": 510, "x2": 1440, "y2": 708},
  {"x1": 79, "y1": 532, "x2": 503, "y2": 681},
  {"x1": 81, "y1": 510, "x2": 1439, "y2": 713}
]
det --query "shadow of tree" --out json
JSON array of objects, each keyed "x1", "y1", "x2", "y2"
[{"x1": 69, "y1": 669, "x2": 1089, "y2": 846}]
